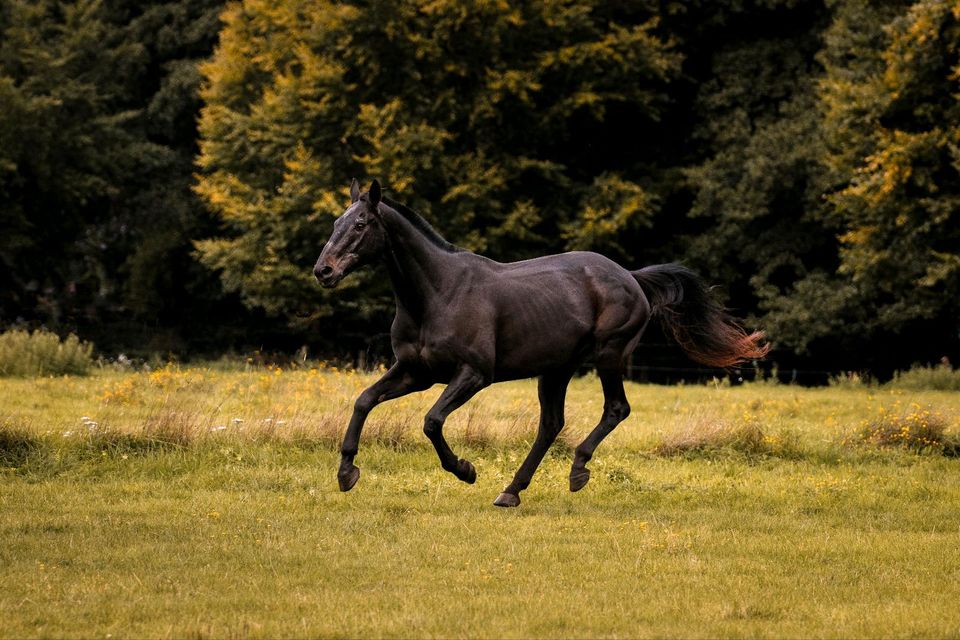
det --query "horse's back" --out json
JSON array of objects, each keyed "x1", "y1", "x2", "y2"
[
  {"x1": 479, "y1": 251, "x2": 650, "y2": 379},
  {"x1": 493, "y1": 251, "x2": 646, "y2": 312}
]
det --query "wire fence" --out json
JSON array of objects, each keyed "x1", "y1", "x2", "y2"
[{"x1": 334, "y1": 333, "x2": 840, "y2": 386}]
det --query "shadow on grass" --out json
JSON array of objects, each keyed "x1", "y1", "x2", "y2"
[{"x1": 0, "y1": 421, "x2": 42, "y2": 467}]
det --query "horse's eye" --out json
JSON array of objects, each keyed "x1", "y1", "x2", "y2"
[{"x1": 355, "y1": 222, "x2": 366, "y2": 231}]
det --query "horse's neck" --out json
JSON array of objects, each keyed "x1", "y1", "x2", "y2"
[{"x1": 381, "y1": 208, "x2": 458, "y2": 316}]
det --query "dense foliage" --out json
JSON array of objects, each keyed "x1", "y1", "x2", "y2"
[
  {"x1": 0, "y1": 0, "x2": 248, "y2": 352},
  {"x1": 2, "y1": 0, "x2": 958, "y2": 378}
]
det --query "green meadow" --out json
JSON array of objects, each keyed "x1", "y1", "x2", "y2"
[{"x1": 2, "y1": 366, "x2": 959, "y2": 638}]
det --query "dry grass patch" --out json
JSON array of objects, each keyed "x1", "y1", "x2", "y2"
[
  {"x1": 364, "y1": 417, "x2": 413, "y2": 450},
  {"x1": 653, "y1": 408, "x2": 785, "y2": 457},
  {"x1": 140, "y1": 406, "x2": 202, "y2": 447}
]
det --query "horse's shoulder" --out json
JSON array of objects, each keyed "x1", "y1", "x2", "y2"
[{"x1": 391, "y1": 309, "x2": 420, "y2": 338}]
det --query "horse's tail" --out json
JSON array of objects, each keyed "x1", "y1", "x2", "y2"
[{"x1": 631, "y1": 263, "x2": 769, "y2": 368}]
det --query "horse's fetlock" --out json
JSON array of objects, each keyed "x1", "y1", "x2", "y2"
[
  {"x1": 605, "y1": 400, "x2": 630, "y2": 422},
  {"x1": 574, "y1": 445, "x2": 592, "y2": 464}
]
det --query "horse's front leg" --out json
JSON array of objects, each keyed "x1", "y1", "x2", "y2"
[
  {"x1": 338, "y1": 362, "x2": 430, "y2": 491},
  {"x1": 423, "y1": 365, "x2": 487, "y2": 484}
]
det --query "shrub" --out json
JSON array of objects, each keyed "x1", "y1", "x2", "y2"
[
  {"x1": 0, "y1": 329, "x2": 94, "y2": 376},
  {"x1": 848, "y1": 402, "x2": 955, "y2": 453},
  {"x1": 888, "y1": 364, "x2": 960, "y2": 391}
]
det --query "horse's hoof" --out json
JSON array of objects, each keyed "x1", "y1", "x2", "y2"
[
  {"x1": 493, "y1": 492, "x2": 520, "y2": 508},
  {"x1": 569, "y1": 468, "x2": 591, "y2": 492},
  {"x1": 456, "y1": 459, "x2": 477, "y2": 484},
  {"x1": 338, "y1": 465, "x2": 360, "y2": 492}
]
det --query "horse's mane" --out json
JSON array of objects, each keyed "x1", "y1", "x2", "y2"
[{"x1": 381, "y1": 195, "x2": 463, "y2": 254}]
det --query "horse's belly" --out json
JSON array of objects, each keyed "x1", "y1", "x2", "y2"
[{"x1": 492, "y1": 317, "x2": 593, "y2": 380}]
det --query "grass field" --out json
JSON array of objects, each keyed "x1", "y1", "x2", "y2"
[{"x1": 2, "y1": 365, "x2": 960, "y2": 638}]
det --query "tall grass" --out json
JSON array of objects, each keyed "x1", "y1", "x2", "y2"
[
  {"x1": 889, "y1": 363, "x2": 960, "y2": 391},
  {"x1": 0, "y1": 329, "x2": 94, "y2": 377},
  {"x1": 829, "y1": 371, "x2": 873, "y2": 388}
]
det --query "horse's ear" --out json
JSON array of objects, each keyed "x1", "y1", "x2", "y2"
[
  {"x1": 349, "y1": 178, "x2": 360, "y2": 203},
  {"x1": 369, "y1": 179, "x2": 382, "y2": 207}
]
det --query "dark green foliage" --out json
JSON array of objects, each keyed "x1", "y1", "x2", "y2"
[
  {"x1": 826, "y1": 1, "x2": 960, "y2": 345},
  {"x1": 1, "y1": 0, "x2": 957, "y2": 374},
  {"x1": 680, "y1": 10, "x2": 832, "y2": 327},
  {"x1": 758, "y1": 0, "x2": 960, "y2": 368},
  {"x1": 0, "y1": 0, "x2": 233, "y2": 352},
  {"x1": 195, "y1": 0, "x2": 682, "y2": 335}
]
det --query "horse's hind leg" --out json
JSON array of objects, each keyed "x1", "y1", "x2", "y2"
[
  {"x1": 494, "y1": 370, "x2": 572, "y2": 508},
  {"x1": 569, "y1": 368, "x2": 630, "y2": 492},
  {"x1": 423, "y1": 365, "x2": 487, "y2": 484}
]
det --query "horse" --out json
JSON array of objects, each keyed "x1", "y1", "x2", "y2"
[{"x1": 314, "y1": 179, "x2": 768, "y2": 507}]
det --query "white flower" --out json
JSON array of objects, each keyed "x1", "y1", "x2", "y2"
[
  {"x1": 210, "y1": 425, "x2": 227, "y2": 432},
  {"x1": 231, "y1": 418, "x2": 243, "y2": 424}
]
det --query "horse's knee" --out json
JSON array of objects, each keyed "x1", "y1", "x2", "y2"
[
  {"x1": 423, "y1": 413, "x2": 443, "y2": 439},
  {"x1": 354, "y1": 391, "x2": 377, "y2": 415}
]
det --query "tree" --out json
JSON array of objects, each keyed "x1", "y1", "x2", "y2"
[
  {"x1": 195, "y1": 0, "x2": 681, "y2": 343},
  {"x1": 763, "y1": 0, "x2": 959, "y2": 368},
  {"x1": 0, "y1": 0, "x2": 150, "y2": 325},
  {"x1": 0, "y1": 0, "x2": 228, "y2": 352},
  {"x1": 831, "y1": 0, "x2": 960, "y2": 335},
  {"x1": 678, "y1": 7, "x2": 831, "y2": 325}
]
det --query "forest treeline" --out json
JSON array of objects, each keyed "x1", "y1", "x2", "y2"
[{"x1": 1, "y1": 0, "x2": 958, "y2": 379}]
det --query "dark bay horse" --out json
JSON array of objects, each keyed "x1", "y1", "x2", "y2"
[{"x1": 314, "y1": 179, "x2": 768, "y2": 507}]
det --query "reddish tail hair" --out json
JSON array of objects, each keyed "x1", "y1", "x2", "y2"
[{"x1": 632, "y1": 264, "x2": 769, "y2": 368}]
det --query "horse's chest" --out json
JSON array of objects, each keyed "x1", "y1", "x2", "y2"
[{"x1": 392, "y1": 321, "x2": 460, "y2": 370}]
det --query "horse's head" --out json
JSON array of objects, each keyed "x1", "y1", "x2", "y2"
[{"x1": 314, "y1": 179, "x2": 387, "y2": 288}]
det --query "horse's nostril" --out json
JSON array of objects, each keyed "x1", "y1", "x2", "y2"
[{"x1": 320, "y1": 266, "x2": 333, "y2": 276}]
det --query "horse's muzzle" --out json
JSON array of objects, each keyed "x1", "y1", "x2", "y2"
[
  {"x1": 314, "y1": 264, "x2": 342, "y2": 288},
  {"x1": 314, "y1": 252, "x2": 357, "y2": 288}
]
